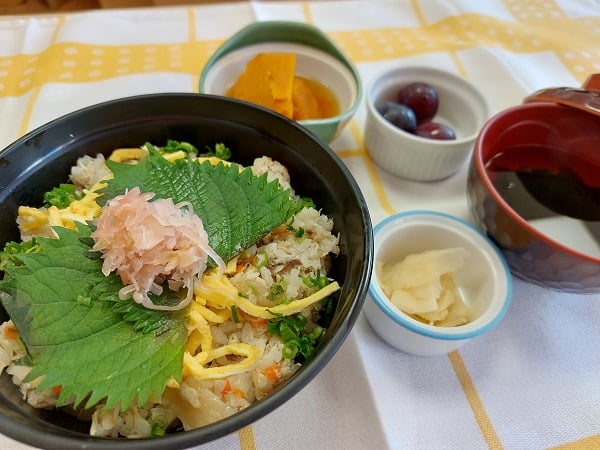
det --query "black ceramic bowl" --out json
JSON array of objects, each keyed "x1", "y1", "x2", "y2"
[{"x1": 0, "y1": 93, "x2": 372, "y2": 449}]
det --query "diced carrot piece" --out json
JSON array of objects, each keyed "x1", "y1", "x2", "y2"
[
  {"x1": 221, "y1": 379, "x2": 231, "y2": 398},
  {"x1": 248, "y1": 316, "x2": 268, "y2": 328},
  {"x1": 262, "y1": 363, "x2": 281, "y2": 383},
  {"x1": 233, "y1": 389, "x2": 247, "y2": 399},
  {"x1": 4, "y1": 324, "x2": 18, "y2": 340}
]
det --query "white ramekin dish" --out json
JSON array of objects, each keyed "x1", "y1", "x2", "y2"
[
  {"x1": 364, "y1": 210, "x2": 512, "y2": 356},
  {"x1": 364, "y1": 66, "x2": 489, "y2": 181}
]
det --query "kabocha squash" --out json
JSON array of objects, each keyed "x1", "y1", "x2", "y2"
[
  {"x1": 227, "y1": 52, "x2": 339, "y2": 120},
  {"x1": 227, "y1": 53, "x2": 296, "y2": 119}
]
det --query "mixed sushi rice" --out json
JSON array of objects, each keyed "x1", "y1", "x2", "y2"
[{"x1": 0, "y1": 143, "x2": 340, "y2": 438}]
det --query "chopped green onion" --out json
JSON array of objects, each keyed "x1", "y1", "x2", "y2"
[
  {"x1": 161, "y1": 139, "x2": 198, "y2": 155},
  {"x1": 267, "y1": 279, "x2": 288, "y2": 302},
  {"x1": 254, "y1": 249, "x2": 269, "y2": 269},
  {"x1": 282, "y1": 341, "x2": 300, "y2": 359},
  {"x1": 43, "y1": 183, "x2": 81, "y2": 208},
  {"x1": 0, "y1": 239, "x2": 41, "y2": 271},
  {"x1": 231, "y1": 305, "x2": 240, "y2": 323},
  {"x1": 299, "y1": 197, "x2": 315, "y2": 209},
  {"x1": 267, "y1": 312, "x2": 324, "y2": 360},
  {"x1": 301, "y1": 270, "x2": 330, "y2": 292},
  {"x1": 286, "y1": 224, "x2": 305, "y2": 239},
  {"x1": 150, "y1": 421, "x2": 167, "y2": 436},
  {"x1": 204, "y1": 142, "x2": 232, "y2": 160}
]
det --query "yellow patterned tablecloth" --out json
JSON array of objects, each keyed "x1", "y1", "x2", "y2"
[{"x1": 1, "y1": 1, "x2": 600, "y2": 449}]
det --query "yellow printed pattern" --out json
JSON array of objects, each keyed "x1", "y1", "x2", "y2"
[
  {"x1": 0, "y1": 9, "x2": 599, "y2": 97},
  {"x1": 0, "y1": 40, "x2": 221, "y2": 97},
  {"x1": 330, "y1": 15, "x2": 600, "y2": 78}
]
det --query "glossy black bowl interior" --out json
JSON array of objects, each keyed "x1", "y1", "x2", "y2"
[{"x1": 0, "y1": 93, "x2": 373, "y2": 450}]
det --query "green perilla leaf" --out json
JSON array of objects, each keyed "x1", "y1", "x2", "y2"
[{"x1": 0, "y1": 223, "x2": 187, "y2": 411}]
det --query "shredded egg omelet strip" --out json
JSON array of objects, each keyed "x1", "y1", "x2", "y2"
[
  {"x1": 17, "y1": 180, "x2": 106, "y2": 239},
  {"x1": 184, "y1": 270, "x2": 340, "y2": 379}
]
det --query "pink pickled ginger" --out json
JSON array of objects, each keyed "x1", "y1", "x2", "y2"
[{"x1": 92, "y1": 187, "x2": 224, "y2": 310}]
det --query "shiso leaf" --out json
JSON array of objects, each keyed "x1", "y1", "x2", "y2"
[
  {"x1": 0, "y1": 223, "x2": 187, "y2": 411},
  {"x1": 99, "y1": 144, "x2": 302, "y2": 263}
]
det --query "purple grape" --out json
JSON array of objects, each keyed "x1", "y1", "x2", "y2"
[
  {"x1": 415, "y1": 122, "x2": 456, "y2": 140},
  {"x1": 377, "y1": 102, "x2": 417, "y2": 133},
  {"x1": 397, "y1": 82, "x2": 439, "y2": 123}
]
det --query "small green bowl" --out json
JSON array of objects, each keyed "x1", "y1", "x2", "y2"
[{"x1": 199, "y1": 21, "x2": 362, "y2": 143}]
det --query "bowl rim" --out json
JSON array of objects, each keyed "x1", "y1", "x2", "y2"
[
  {"x1": 366, "y1": 65, "x2": 490, "y2": 146},
  {"x1": 473, "y1": 102, "x2": 600, "y2": 264},
  {"x1": 198, "y1": 20, "x2": 363, "y2": 126},
  {"x1": 0, "y1": 92, "x2": 373, "y2": 449},
  {"x1": 367, "y1": 210, "x2": 512, "y2": 340}
]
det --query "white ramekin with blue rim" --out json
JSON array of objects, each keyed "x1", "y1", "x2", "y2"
[{"x1": 364, "y1": 210, "x2": 512, "y2": 356}]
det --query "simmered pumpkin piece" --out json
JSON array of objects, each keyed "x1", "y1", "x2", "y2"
[{"x1": 227, "y1": 53, "x2": 296, "y2": 118}]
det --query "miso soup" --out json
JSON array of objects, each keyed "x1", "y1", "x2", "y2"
[{"x1": 485, "y1": 145, "x2": 600, "y2": 258}]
